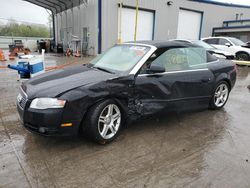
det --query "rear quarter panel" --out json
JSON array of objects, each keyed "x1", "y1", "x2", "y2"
[{"x1": 207, "y1": 59, "x2": 236, "y2": 91}]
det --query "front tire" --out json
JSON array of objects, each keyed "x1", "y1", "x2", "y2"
[
  {"x1": 210, "y1": 81, "x2": 230, "y2": 110},
  {"x1": 84, "y1": 99, "x2": 122, "y2": 144},
  {"x1": 236, "y1": 52, "x2": 249, "y2": 61}
]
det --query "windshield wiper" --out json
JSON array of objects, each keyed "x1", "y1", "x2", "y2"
[{"x1": 93, "y1": 66, "x2": 114, "y2": 74}]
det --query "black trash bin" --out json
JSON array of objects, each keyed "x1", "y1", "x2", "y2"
[
  {"x1": 57, "y1": 43, "x2": 63, "y2": 53},
  {"x1": 39, "y1": 41, "x2": 46, "y2": 53},
  {"x1": 9, "y1": 44, "x2": 15, "y2": 52}
]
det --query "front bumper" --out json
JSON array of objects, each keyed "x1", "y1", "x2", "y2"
[
  {"x1": 226, "y1": 55, "x2": 235, "y2": 60},
  {"x1": 17, "y1": 99, "x2": 80, "y2": 137}
]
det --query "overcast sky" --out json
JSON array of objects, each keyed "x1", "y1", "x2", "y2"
[
  {"x1": 0, "y1": 0, "x2": 50, "y2": 26},
  {"x1": 0, "y1": 0, "x2": 249, "y2": 26}
]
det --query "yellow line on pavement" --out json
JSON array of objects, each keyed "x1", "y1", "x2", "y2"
[{"x1": 233, "y1": 60, "x2": 250, "y2": 66}]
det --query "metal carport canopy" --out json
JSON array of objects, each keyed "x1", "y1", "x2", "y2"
[{"x1": 23, "y1": 0, "x2": 88, "y2": 14}]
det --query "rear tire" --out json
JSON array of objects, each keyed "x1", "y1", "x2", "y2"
[
  {"x1": 209, "y1": 81, "x2": 230, "y2": 110},
  {"x1": 83, "y1": 99, "x2": 122, "y2": 144},
  {"x1": 236, "y1": 52, "x2": 249, "y2": 61}
]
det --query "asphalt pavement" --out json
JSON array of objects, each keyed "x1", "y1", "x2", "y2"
[{"x1": 0, "y1": 57, "x2": 250, "y2": 188}]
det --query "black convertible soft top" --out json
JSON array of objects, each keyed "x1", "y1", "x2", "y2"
[{"x1": 125, "y1": 40, "x2": 199, "y2": 48}]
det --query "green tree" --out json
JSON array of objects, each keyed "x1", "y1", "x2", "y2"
[{"x1": 0, "y1": 21, "x2": 50, "y2": 37}]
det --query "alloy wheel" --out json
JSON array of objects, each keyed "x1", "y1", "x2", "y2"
[
  {"x1": 214, "y1": 83, "x2": 229, "y2": 108},
  {"x1": 98, "y1": 104, "x2": 121, "y2": 139},
  {"x1": 237, "y1": 53, "x2": 249, "y2": 61}
]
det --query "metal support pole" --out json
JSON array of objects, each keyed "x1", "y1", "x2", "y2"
[
  {"x1": 98, "y1": 0, "x2": 102, "y2": 54},
  {"x1": 118, "y1": 1, "x2": 123, "y2": 44},
  {"x1": 52, "y1": 13, "x2": 56, "y2": 42},
  {"x1": 78, "y1": 5, "x2": 82, "y2": 54},
  {"x1": 71, "y1": 8, "x2": 74, "y2": 35},
  {"x1": 56, "y1": 14, "x2": 59, "y2": 43},
  {"x1": 65, "y1": 11, "x2": 68, "y2": 47},
  {"x1": 78, "y1": 5, "x2": 81, "y2": 37},
  {"x1": 134, "y1": 0, "x2": 139, "y2": 42},
  {"x1": 60, "y1": 12, "x2": 63, "y2": 42}
]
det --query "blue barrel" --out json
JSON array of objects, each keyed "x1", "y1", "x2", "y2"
[{"x1": 18, "y1": 61, "x2": 30, "y2": 78}]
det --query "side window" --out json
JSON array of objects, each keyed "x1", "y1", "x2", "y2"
[
  {"x1": 219, "y1": 38, "x2": 231, "y2": 45},
  {"x1": 204, "y1": 38, "x2": 219, "y2": 45},
  {"x1": 151, "y1": 48, "x2": 189, "y2": 72},
  {"x1": 140, "y1": 47, "x2": 207, "y2": 74},
  {"x1": 185, "y1": 47, "x2": 207, "y2": 69}
]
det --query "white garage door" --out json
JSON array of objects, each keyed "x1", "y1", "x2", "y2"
[
  {"x1": 118, "y1": 8, "x2": 154, "y2": 42},
  {"x1": 177, "y1": 9, "x2": 202, "y2": 40}
]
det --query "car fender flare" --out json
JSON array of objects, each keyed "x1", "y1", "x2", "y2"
[
  {"x1": 236, "y1": 51, "x2": 250, "y2": 56},
  {"x1": 79, "y1": 96, "x2": 130, "y2": 131},
  {"x1": 86, "y1": 96, "x2": 129, "y2": 114},
  {"x1": 215, "y1": 73, "x2": 232, "y2": 91}
]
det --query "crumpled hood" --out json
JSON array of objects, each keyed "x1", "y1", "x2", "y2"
[
  {"x1": 213, "y1": 49, "x2": 234, "y2": 56},
  {"x1": 241, "y1": 45, "x2": 250, "y2": 49},
  {"x1": 22, "y1": 65, "x2": 116, "y2": 99}
]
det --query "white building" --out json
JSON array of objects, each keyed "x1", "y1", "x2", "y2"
[{"x1": 24, "y1": 0, "x2": 250, "y2": 55}]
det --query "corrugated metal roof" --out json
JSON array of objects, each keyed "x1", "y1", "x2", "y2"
[{"x1": 23, "y1": 0, "x2": 88, "y2": 14}]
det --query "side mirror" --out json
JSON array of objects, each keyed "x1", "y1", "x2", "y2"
[
  {"x1": 148, "y1": 65, "x2": 165, "y2": 74},
  {"x1": 225, "y1": 42, "x2": 232, "y2": 47}
]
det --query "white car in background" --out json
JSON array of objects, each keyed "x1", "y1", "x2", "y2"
[
  {"x1": 172, "y1": 39, "x2": 234, "y2": 60},
  {"x1": 202, "y1": 37, "x2": 250, "y2": 61}
]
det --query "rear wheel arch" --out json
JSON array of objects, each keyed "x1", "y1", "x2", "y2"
[
  {"x1": 214, "y1": 73, "x2": 232, "y2": 92},
  {"x1": 210, "y1": 80, "x2": 230, "y2": 110},
  {"x1": 221, "y1": 79, "x2": 231, "y2": 92},
  {"x1": 236, "y1": 51, "x2": 249, "y2": 56}
]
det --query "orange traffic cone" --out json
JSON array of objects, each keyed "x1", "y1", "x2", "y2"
[
  {"x1": 66, "y1": 48, "x2": 72, "y2": 57},
  {"x1": 8, "y1": 48, "x2": 16, "y2": 60},
  {"x1": 0, "y1": 49, "x2": 6, "y2": 61},
  {"x1": 75, "y1": 48, "x2": 81, "y2": 57}
]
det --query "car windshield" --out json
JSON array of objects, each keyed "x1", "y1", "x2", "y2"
[
  {"x1": 193, "y1": 40, "x2": 215, "y2": 49},
  {"x1": 88, "y1": 44, "x2": 150, "y2": 73},
  {"x1": 229, "y1": 37, "x2": 245, "y2": 46}
]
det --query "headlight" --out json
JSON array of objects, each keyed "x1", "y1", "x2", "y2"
[{"x1": 30, "y1": 98, "x2": 66, "y2": 110}]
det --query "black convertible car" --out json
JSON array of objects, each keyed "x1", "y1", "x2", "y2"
[{"x1": 17, "y1": 41, "x2": 236, "y2": 144}]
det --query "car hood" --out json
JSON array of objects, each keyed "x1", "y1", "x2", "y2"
[
  {"x1": 233, "y1": 46, "x2": 250, "y2": 53},
  {"x1": 241, "y1": 45, "x2": 250, "y2": 49},
  {"x1": 22, "y1": 65, "x2": 117, "y2": 99},
  {"x1": 212, "y1": 49, "x2": 234, "y2": 56}
]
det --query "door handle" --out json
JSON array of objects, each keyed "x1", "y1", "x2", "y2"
[{"x1": 201, "y1": 78, "x2": 211, "y2": 83}]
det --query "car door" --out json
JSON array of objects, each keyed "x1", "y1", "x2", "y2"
[
  {"x1": 216, "y1": 38, "x2": 237, "y2": 54},
  {"x1": 134, "y1": 47, "x2": 215, "y2": 116}
]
